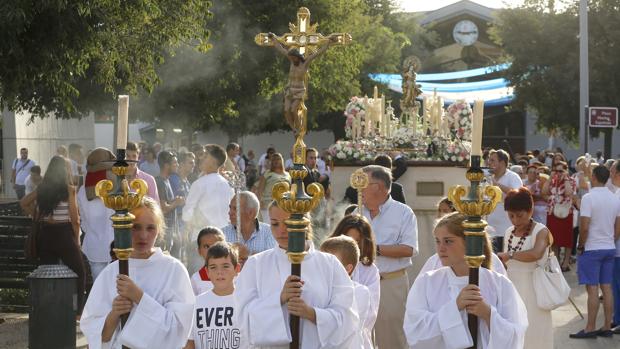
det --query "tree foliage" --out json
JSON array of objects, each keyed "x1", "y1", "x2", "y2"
[
  {"x1": 133, "y1": 0, "x2": 410, "y2": 138},
  {"x1": 491, "y1": 0, "x2": 620, "y2": 142},
  {"x1": 0, "y1": 0, "x2": 212, "y2": 119}
]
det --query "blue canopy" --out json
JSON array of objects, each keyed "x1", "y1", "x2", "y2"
[{"x1": 369, "y1": 63, "x2": 514, "y2": 105}]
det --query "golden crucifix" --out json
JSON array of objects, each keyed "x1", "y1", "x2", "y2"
[
  {"x1": 256, "y1": 7, "x2": 351, "y2": 349},
  {"x1": 256, "y1": 7, "x2": 351, "y2": 162}
]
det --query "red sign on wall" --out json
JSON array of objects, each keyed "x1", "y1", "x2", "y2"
[{"x1": 589, "y1": 107, "x2": 618, "y2": 128}]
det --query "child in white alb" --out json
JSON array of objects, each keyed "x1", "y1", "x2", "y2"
[
  {"x1": 321, "y1": 235, "x2": 373, "y2": 349},
  {"x1": 190, "y1": 227, "x2": 225, "y2": 296}
]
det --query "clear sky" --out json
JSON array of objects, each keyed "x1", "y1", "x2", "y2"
[{"x1": 398, "y1": 0, "x2": 526, "y2": 12}]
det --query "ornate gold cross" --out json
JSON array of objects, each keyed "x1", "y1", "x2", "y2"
[{"x1": 255, "y1": 7, "x2": 351, "y2": 57}]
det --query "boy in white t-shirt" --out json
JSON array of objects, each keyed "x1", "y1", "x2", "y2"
[
  {"x1": 185, "y1": 241, "x2": 241, "y2": 349},
  {"x1": 321, "y1": 236, "x2": 372, "y2": 349},
  {"x1": 190, "y1": 227, "x2": 226, "y2": 296}
]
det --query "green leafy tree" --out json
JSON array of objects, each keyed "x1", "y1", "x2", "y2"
[
  {"x1": 134, "y1": 0, "x2": 408, "y2": 139},
  {"x1": 491, "y1": 0, "x2": 620, "y2": 145},
  {"x1": 0, "y1": 0, "x2": 212, "y2": 120}
]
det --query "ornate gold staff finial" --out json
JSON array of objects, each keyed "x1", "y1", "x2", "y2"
[
  {"x1": 350, "y1": 169, "x2": 369, "y2": 215},
  {"x1": 95, "y1": 153, "x2": 147, "y2": 349},
  {"x1": 447, "y1": 154, "x2": 501, "y2": 348},
  {"x1": 96, "y1": 176, "x2": 148, "y2": 260}
]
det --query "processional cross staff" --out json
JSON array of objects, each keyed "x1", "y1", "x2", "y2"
[
  {"x1": 255, "y1": 7, "x2": 351, "y2": 349},
  {"x1": 96, "y1": 96, "x2": 148, "y2": 349}
]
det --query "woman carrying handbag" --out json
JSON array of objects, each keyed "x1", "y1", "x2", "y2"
[
  {"x1": 542, "y1": 161, "x2": 575, "y2": 272},
  {"x1": 498, "y1": 187, "x2": 558, "y2": 349}
]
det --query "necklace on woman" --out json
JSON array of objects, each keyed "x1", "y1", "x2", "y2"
[{"x1": 507, "y1": 219, "x2": 534, "y2": 252}]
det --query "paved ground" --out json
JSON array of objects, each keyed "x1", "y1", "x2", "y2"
[
  {"x1": 552, "y1": 268, "x2": 618, "y2": 348},
  {"x1": 1, "y1": 267, "x2": 618, "y2": 348}
]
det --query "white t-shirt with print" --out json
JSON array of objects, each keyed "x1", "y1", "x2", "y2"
[{"x1": 190, "y1": 292, "x2": 242, "y2": 349}]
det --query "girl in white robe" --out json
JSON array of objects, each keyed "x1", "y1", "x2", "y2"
[
  {"x1": 330, "y1": 214, "x2": 380, "y2": 332},
  {"x1": 80, "y1": 197, "x2": 195, "y2": 349},
  {"x1": 404, "y1": 212, "x2": 528, "y2": 349},
  {"x1": 235, "y1": 202, "x2": 359, "y2": 348}
]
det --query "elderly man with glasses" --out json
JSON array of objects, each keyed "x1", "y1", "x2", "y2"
[{"x1": 358, "y1": 164, "x2": 418, "y2": 349}]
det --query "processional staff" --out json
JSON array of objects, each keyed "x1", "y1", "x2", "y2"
[
  {"x1": 448, "y1": 100, "x2": 501, "y2": 348},
  {"x1": 96, "y1": 96, "x2": 148, "y2": 349},
  {"x1": 350, "y1": 169, "x2": 369, "y2": 215},
  {"x1": 256, "y1": 7, "x2": 351, "y2": 349},
  {"x1": 223, "y1": 169, "x2": 247, "y2": 242}
]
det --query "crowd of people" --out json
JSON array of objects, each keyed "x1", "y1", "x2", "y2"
[{"x1": 11, "y1": 141, "x2": 620, "y2": 348}]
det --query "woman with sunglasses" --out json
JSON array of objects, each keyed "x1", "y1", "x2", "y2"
[{"x1": 542, "y1": 161, "x2": 575, "y2": 271}]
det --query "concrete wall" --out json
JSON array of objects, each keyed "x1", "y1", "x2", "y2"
[
  {"x1": 94, "y1": 122, "x2": 148, "y2": 150},
  {"x1": 2, "y1": 109, "x2": 95, "y2": 198}
]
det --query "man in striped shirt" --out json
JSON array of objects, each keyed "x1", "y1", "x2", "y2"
[{"x1": 221, "y1": 191, "x2": 276, "y2": 257}]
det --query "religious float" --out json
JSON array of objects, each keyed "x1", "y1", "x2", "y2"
[{"x1": 328, "y1": 57, "x2": 485, "y2": 211}]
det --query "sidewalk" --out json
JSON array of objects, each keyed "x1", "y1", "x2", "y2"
[
  {"x1": 0, "y1": 313, "x2": 86, "y2": 349},
  {"x1": 1, "y1": 267, "x2": 619, "y2": 348},
  {"x1": 552, "y1": 267, "x2": 619, "y2": 348}
]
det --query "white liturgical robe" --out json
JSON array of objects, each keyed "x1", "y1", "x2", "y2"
[
  {"x1": 353, "y1": 282, "x2": 373, "y2": 349},
  {"x1": 234, "y1": 244, "x2": 359, "y2": 349},
  {"x1": 80, "y1": 248, "x2": 195, "y2": 349},
  {"x1": 351, "y1": 263, "x2": 380, "y2": 334},
  {"x1": 404, "y1": 267, "x2": 528, "y2": 349}
]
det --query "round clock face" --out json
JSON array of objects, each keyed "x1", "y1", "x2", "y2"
[{"x1": 453, "y1": 20, "x2": 479, "y2": 46}]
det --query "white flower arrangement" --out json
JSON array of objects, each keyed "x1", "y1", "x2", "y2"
[
  {"x1": 343, "y1": 97, "x2": 367, "y2": 138},
  {"x1": 330, "y1": 98, "x2": 474, "y2": 164}
]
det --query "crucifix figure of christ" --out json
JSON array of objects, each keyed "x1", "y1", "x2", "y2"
[{"x1": 256, "y1": 7, "x2": 352, "y2": 137}]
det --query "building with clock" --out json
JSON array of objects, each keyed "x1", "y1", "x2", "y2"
[
  {"x1": 401, "y1": 0, "x2": 619, "y2": 162},
  {"x1": 417, "y1": 1, "x2": 502, "y2": 72},
  {"x1": 413, "y1": 1, "x2": 527, "y2": 152}
]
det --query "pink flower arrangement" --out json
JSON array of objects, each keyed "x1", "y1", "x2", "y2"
[{"x1": 446, "y1": 100, "x2": 472, "y2": 141}]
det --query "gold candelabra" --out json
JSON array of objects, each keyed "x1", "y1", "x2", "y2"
[
  {"x1": 448, "y1": 154, "x2": 501, "y2": 347},
  {"x1": 95, "y1": 150, "x2": 147, "y2": 345}
]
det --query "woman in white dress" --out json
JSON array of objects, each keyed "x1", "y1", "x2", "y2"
[
  {"x1": 497, "y1": 187, "x2": 553, "y2": 349},
  {"x1": 80, "y1": 197, "x2": 195, "y2": 349},
  {"x1": 235, "y1": 201, "x2": 359, "y2": 348},
  {"x1": 404, "y1": 212, "x2": 528, "y2": 349}
]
